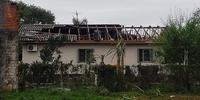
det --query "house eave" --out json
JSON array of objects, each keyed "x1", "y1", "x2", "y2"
[{"x1": 20, "y1": 40, "x2": 156, "y2": 45}]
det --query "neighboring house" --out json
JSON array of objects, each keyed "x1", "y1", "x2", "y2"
[{"x1": 19, "y1": 24, "x2": 164, "y2": 66}]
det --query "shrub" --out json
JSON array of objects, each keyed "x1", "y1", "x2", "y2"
[
  {"x1": 96, "y1": 64, "x2": 128, "y2": 92},
  {"x1": 96, "y1": 86, "x2": 110, "y2": 96},
  {"x1": 29, "y1": 61, "x2": 56, "y2": 86},
  {"x1": 165, "y1": 64, "x2": 200, "y2": 92},
  {"x1": 138, "y1": 65, "x2": 159, "y2": 89},
  {"x1": 18, "y1": 63, "x2": 29, "y2": 91},
  {"x1": 96, "y1": 65, "x2": 117, "y2": 91}
]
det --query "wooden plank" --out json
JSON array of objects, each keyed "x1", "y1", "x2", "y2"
[
  {"x1": 78, "y1": 28, "x2": 80, "y2": 40},
  {"x1": 87, "y1": 24, "x2": 91, "y2": 40},
  {"x1": 77, "y1": 26, "x2": 122, "y2": 29},
  {"x1": 142, "y1": 28, "x2": 151, "y2": 39},
  {"x1": 105, "y1": 25, "x2": 112, "y2": 40},
  {"x1": 151, "y1": 27, "x2": 159, "y2": 38},
  {"x1": 132, "y1": 26, "x2": 141, "y2": 40},
  {"x1": 68, "y1": 28, "x2": 71, "y2": 34},
  {"x1": 114, "y1": 25, "x2": 122, "y2": 40}
]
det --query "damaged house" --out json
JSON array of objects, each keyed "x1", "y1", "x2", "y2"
[{"x1": 19, "y1": 24, "x2": 164, "y2": 66}]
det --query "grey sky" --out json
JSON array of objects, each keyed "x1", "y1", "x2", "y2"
[{"x1": 15, "y1": 0, "x2": 200, "y2": 26}]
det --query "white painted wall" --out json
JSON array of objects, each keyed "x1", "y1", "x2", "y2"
[{"x1": 22, "y1": 44, "x2": 158, "y2": 66}]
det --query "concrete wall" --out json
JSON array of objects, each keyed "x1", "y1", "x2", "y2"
[{"x1": 22, "y1": 43, "x2": 157, "y2": 66}]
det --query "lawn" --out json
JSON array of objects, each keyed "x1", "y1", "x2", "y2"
[{"x1": 0, "y1": 87, "x2": 200, "y2": 100}]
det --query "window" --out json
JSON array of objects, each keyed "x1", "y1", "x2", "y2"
[
  {"x1": 78, "y1": 49, "x2": 94, "y2": 63},
  {"x1": 138, "y1": 49, "x2": 153, "y2": 62}
]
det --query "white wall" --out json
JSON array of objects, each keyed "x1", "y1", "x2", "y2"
[{"x1": 22, "y1": 44, "x2": 157, "y2": 66}]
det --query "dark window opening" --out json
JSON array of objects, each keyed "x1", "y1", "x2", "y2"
[
  {"x1": 138, "y1": 49, "x2": 153, "y2": 62},
  {"x1": 78, "y1": 49, "x2": 94, "y2": 63}
]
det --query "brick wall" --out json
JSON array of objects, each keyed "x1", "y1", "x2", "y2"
[
  {"x1": 0, "y1": 3, "x2": 18, "y2": 91},
  {"x1": 0, "y1": 3, "x2": 18, "y2": 31}
]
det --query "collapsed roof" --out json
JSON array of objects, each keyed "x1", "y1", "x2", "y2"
[{"x1": 19, "y1": 24, "x2": 165, "y2": 44}]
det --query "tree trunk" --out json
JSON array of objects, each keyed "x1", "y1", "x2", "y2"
[
  {"x1": 183, "y1": 49, "x2": 190, "y2": 91},
  {"x1": 60, "y1": 63, "x2": 64, "y2": 88},
  {"x1": 117, "y1": 53, "x2": 121, "y2": 74}
]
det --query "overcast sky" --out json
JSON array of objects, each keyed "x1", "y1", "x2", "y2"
[{"x1": 14, "y1": 0, "x2": 200, "y2": 26}]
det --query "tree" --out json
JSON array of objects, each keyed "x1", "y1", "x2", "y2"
[
  {"x1": 155, "y1": 9, "x2": 200, "y2": 91},
  {"x1": 12, "y1": 1, "x2": 55, "y2": 24},
  {"x1": 103, "y1": 38, "x2": 126, "y2": 91},
  {"x1": 1, "y1": 1, "x2": 55, "y2": 24},
  {"x1": 72, "y1": 12, "x2": 88, "y2": 25},
  {"x1": 156, "y1": 12, "x2": 200, "y2": 65},
  {"x1": 9, "y1": 0, "x2": 56, "y2": 61},
  {"x1": 39, "y1": 35, "x2": 67, "y2": 88},
  {"x1": 0, "y1": 0, "x2": 9, "y2": 3},
  {"x1": 40, "y1": 36, "x2": 66, "y2": 64},
  {"x1": 106, "y1": 38, "x2": 125, "y2": 73}
]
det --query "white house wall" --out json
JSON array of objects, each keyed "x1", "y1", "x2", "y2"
[{"x1": 22, "y1": 44, "x2": 157, "y2": 66}]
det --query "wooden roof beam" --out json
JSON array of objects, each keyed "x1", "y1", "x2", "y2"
[
  {"x1": 114, "y1": 25, "x2": 122, "y2": 40},
  {"x1": 142, "y1": 27, "x2": 151, "y2": 39},
  {"x1": 105, "y1": 25, "x2": 112, "y2": 40},
  {"x1": 87, "y1": 24, "x2": 91, "y2": 40},
  {"x1": 132, "y1": 26, "x2": 142, "y2": 40},
  {"x1": 128, "y1": 27, "x2": 133, "y2": 40},
  {"x1": 122, "y1": 27, "x2": 129, "y2": 40}
]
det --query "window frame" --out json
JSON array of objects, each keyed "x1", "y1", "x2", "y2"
[
  {"x1": 78, "y1": 49, "x2": 94, "y2": 63},
  {"x1": 138, "y1": 48, "x2": 154, "y2": 63}
]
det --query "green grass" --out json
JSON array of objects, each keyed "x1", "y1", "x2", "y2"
[
  {"x1": 0, "y1": 87, "x2": 116, "y2": 100},
  {"x1": 0, "y1": 87, "x2": 200, "y2": 100}
]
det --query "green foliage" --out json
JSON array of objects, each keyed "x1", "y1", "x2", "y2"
[
  {"x1": 18, "y1": 62, "x2": 57, "y2": 88},
  {"x1": 39, "y1": 35, "x2": 69, "y2": 88},
  {"x1": 11, "y1": 1, "x2": 55, "y2": 24},
  {"x1": 0, "y1": 0, "x2": 9, "y2": 3},
  {"x1": 12, "y1": 0, "x2": 55, "y2": 61},
  {"x1": 96, "y1": 65, "x2": 128, "y2": 92},
  {"x1": 156, "y1": 10, "x2": 200, "y2": 64},
  {"x1": 18, "y1": 63, "x2": 29, "y2": 91},
  {"x1": 96, "y1": 65, "x2": 117, "y2": 91},
  {"x1": 165, "y1": 64, "x2": 200, "y2": 92},
  {"x1": 40, "y1": 35, "x2": 67, "y2": 64},
  {"x1": 30, "y1": 61, "x2": 56, "y2": 86},
  {"x1": 40, "y1": 47, "x2": 54, "y2": 64},
  {"x1": 155, "y1": 9, "x2": 200, "y2": 92},
  {"x1": 72, "y1": 12, "x2": 88, "y2": 25},
  {"x1": 138, "y1": 65, "x2": 159, "y2": 89},
  {"x1": 1, "y1": 87, "x2": 200, "y2": 100},
  {"x1": 95, "y1": 86, "x2": 110, "y2": 96},
  {"x1": 106, "y1": 38, "x2": 125, "y2": 67},
  {"x1": 47, "y1": 36, "x2": 67, "y2": 49}
]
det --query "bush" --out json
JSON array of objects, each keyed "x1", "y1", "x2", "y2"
[
  {"x1": 165, "y1": 64, "x2": 200, "y2": 92},
  {"x1": 30, "y1": 61, "x2": 56, "y2": 86},
  {"x1": 18, "y1": 61, "x2": 58, "y2": 88},
  {"x1": 96, "y1": 86, "x2": 110, "y2": 96},
  {"x1": 138, "y1": 65, "x2": 159, "y2": 89},
  {"x1": 18, "y1": 63, "x2": 29, "y2": 91},
  {"x1": 96, "y1": 65, "x2": 117, "y2": 91},
  {"x1": 96, "y1": 64, "x2": 128, "y2": 92}
]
